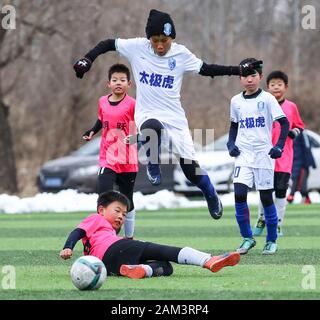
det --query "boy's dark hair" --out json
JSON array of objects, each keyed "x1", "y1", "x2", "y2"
[
  {"x1": 108, "y1": 63, "x2": 131, "y2": 81},
  {"x1": 239, "y1": 58, "x2": 263, "y2": 75},
  {"x1": 266, "y1": 70, "x2": 288, "y2": 85},
  {"x1": 97, "y1": 191, "x2": 130, "y2": 210}
]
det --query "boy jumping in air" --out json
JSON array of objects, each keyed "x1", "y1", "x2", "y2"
[
  {"x1": 227, "y1": 59, "x2": 289, "y2": 255},
  {"x1": 60, "y1": 191, "x2": 240, "y2": 279},
  {"x1": 73, "y1": 9, "x2": 261, "y2": 220}
]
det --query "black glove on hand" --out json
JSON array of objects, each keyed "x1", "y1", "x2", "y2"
[
  {"x1": 73, "y1": 57, "x2": 92, "y2": 79},
  {"x1": 227, "y1": 142, "x2": 240, "y2": 157},
  {"x1": 268, "y1": 146, "x2": 283, "y2": 159},
  {"x1": 82, "y1": 129, "x2": 92, "y2": 137},
  {"x1": 240, "y1": 60, "x2": 263, "y2": 77},
  {"x1": 288, "y1": 128, "x2": 301, "y2": 139}
]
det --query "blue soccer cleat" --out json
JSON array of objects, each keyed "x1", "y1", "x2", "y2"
[
  {"x1": 146, "y1": 163, "x2": 162, "y2": 186},
  {"x1": 204, "y1": 191, "x2": 223, "y2": 220}
]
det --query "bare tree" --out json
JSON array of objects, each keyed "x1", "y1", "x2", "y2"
[{"x1": 1, "y1": 0, "x2": 320, "y2": 196}]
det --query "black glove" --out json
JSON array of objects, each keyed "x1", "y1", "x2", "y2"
[
  {"x1": 239, "y1": 60, "x2": 263, "y2": 77},
  {"x1": 268, "y1": 146, "x2": 283, "y2": 159},
  {"x1": 227, "y1": 141, "x2": 240, "y2": 157},
  {"x1": 288, "y1": 128, "x2": 301, "y2": 139},
  {"x1": 82, "y1": 129, "x2": 92, "y2": 138},
  {"x1": 73, "y1": 57, "x2": 92, "y2": 79}
]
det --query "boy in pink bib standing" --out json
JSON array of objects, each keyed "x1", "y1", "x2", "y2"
[{"x1": 83, "y1": 64, "x2": 138, "y2": 239}]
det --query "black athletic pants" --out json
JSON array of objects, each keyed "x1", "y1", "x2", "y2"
[
  {"x1": 103, "y1": 239, "x2": 181, "y2": 277},
  {"x1": 98, "y1": 167, "x2": 136, "y2": 212}
]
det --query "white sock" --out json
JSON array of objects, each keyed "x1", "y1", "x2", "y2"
[
  {"x1": 258, "y1": 200, "x2": 265, "y2": 221},
  {"x1": 275, "y1": 197, "x2": 286, "y2": 226},
  {"x1": 124, "y1": 209, "x2": 135, "y2": 238},
  {"x1": 141, "y1": 264, "x2": 153, "y2": 278},
  {"x1": 177, "y1": 247, "x2": 211, "y2": 267}
]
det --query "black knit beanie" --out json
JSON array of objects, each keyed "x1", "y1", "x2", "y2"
[
  {"x1": 239, "y1": 58, "x2": 263, "y2": 76},
  {"x1": 145, "y1": 9, "x2": 176, "y2": 39}
]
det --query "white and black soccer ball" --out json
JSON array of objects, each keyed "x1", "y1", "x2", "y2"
[{"x1": 70, "y1": 255, "x2": 107, "y2": 290}]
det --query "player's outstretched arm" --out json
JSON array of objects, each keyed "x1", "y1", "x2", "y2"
[
  {"x1": 199, "y1": 60, "x2": 263, "y2": 78},
  {"x1": 73, "y1": 39, "x2": 116, "y2": 79},
  {"x1": 83, "y1": 119, "x2": 102, "y2": 141},
  {"x1": 199, "y1": 62, "x2": 240, "y2": 77},
  {"x1": 60, "y1": 228, "x2": 86, "y2": 259}
]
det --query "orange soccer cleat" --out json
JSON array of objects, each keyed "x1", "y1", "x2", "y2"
[
  {"x1": 203, "y1": 252, "x2": 240, "y2": 273},
  {"x1": 120, "y1": 264, "x2": 147, "y2": 279}
]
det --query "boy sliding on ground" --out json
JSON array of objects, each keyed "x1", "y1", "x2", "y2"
[
  {"x1": 227, "y1": 59, "x2": 289, "y2": 255},
  {"x1": 60, "y1": 191, "x2": 240, "y2": 279}
]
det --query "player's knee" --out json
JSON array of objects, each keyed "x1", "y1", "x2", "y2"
[
  {"x1": 275, "y1": 189, "x2": 287, "y2": 198},
  {"x1": 234, "y1": 183, "x2": 248, "y2": 203},
  {"x1": 141, "y1": 118, "x2": 164, "y2": 131},
  {"x1": 235, "y1": 193, "x2": 247, "y2": 203},
  {"x1": 180, "y1": 160, "x2": 203, "y2": 185},
  {"x1": 140, "y1": 119, "x2": 164, "y2": 141},
  {"x1": 260, "y1": 190, "x2": 273, "y2": 207}
]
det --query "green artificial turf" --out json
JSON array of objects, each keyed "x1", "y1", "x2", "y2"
[{"x1": 0, "y1": 204, "x2": 319, "y2": 300}]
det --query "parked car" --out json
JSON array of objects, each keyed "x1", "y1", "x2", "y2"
[
  {"x1": 174, "y1": 134, "x2": 235, "y2": 195},
  {"x1": 37, "y1": 136, "x2": 175, "y2": 194},
  {"x1": 173, "y1": 129, "x2": 320, "y2": 195}
]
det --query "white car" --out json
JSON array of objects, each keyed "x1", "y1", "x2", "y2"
[
  {"x1": 174, "y1": 134, "x2": 235, "y2": 194},
  {"x1": 173, "y1": 130, "x2": 320, "y2": 195}
]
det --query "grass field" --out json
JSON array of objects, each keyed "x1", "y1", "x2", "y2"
[{"x1": 0, "y1": 204, "x2": 319, "y2": 300}]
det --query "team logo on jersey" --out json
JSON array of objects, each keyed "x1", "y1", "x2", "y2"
[
  {"x1": 168, "y1": 58, "x2": 176, "y2": 70},
  {"x1": 257, "y1": 101, "x2": 265, "y2": 112},
  {"x1": 163, "y1": 23, "x2": 172, "y2": 36}
]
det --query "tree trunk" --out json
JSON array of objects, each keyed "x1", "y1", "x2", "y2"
[{"x1": 0, "y1": 99, "x2": 18, "y2": 193}]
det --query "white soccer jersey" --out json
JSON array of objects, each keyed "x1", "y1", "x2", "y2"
[
  {"x1": 116, "y1": 38, "x2": 203, "y2": 130},
  {"x1": 230, "y1": 89, "x2": 286, "y2": 169}
]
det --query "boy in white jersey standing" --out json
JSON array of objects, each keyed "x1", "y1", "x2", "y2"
[
  {"x1": 227, "y1": 58, "x2": 289, "y2": 255},
  {"x1": 253, "y1": 71, "x2": 305, "y2": 237},
  {"x1": 73, "y1": 9, "x2": 261, "y2": 220}
]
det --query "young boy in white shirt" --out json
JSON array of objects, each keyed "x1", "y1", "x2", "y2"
[{"x1": 227, "y1": 58, "x2": 289, "y2": 255}]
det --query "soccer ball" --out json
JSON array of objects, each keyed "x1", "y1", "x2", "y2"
[{"x1": 70, "y1": 255, "x2": 107, "y2": 290}]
